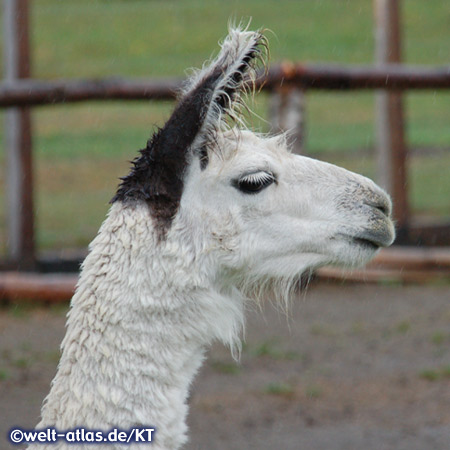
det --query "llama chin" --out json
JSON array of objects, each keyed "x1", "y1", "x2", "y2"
[{"x1": 30, "y1": 25, "x2": 394, "y2": 450}]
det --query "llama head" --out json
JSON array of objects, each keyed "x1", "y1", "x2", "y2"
[{"x1": 113, "y1": 26, "x2": 395, "y2": 295}]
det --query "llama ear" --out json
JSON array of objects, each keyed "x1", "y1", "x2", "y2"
[
  {"x1": 179, "y1": 27, "x2": 267, "y2": 146},
  {"x1": 112, "y1": 27, "x2": 267, "y2": 236}
]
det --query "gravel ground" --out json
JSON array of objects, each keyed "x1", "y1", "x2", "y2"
[{"x1": 1, "y1": 281, "x2": 449, "y2": 449}]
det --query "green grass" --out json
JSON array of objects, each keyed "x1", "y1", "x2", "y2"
[
  {"x1": 265, "y1": 381, "x2": 295, "y2": 397},
  {"x1": 210, "y1": 360, "x2": 241, "y2": 375},
  {"x1": 0, "y1": 369, "x2": 10, "y2": 381},
  {"x1": 253, "y1": 339, "x2": 299, "y2": 360},
  {"x1": 419, "y1": 366, "x2": 450, "y2": 382},
  {"x1": 0, "y1": 0, "x2": 449, "y2": 254},
  {"x1": 2, "y1": 0, "x2": 446, "y2": 78},
  {"x1": 395, "y1": 320, "x2": 411, "y2": 334},
  {"x1": 431, "y1": 331, "x2": 448, "y2": 346}
]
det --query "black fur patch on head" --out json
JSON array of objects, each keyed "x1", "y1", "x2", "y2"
[{"x1": 111, "y1": 72, "x2": 221, "y2": 236}]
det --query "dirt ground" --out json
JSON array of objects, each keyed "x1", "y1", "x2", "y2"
[{"x1": 1, "y1": 281, "x2": 449, "y2": 450}]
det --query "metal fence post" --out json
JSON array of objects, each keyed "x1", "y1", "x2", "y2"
[{"x1": 3, "y1": 0, "x2": 35, "y2": 269}]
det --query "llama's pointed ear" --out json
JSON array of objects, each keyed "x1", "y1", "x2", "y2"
[
  {"x1": 179, "y1": 27, "x2": 267, "y2": 143},
  {"x1": 112, "y1": 27, "x2": 267, "y2": 237}
]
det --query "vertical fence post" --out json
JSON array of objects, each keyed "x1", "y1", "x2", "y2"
[
  {"x1": 269, "y1": 85, "x2": 305, "y2": 154},
  {"x1": 3, "y1": 0, "x2": 35, "y2": 269},
  {"x1": 374, "y1": 0, "x2": 409, "y2": 237}
]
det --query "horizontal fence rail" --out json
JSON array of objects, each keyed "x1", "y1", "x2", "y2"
[
  {"x1": 0, "y1": 63, "x2": 449, "y2": 108},
  {"x1": 0, "y1": 78, "x2": 183, "y2": 107},
  {"x1": 263, "y1": 63, "x2": 450, "y2": 90}
]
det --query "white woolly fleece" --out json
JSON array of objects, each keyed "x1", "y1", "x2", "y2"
[{"x1": 31, "y1": 202, "x2": 244, "y2": 450}]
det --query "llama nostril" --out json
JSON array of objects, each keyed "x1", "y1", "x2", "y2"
[
  {"x1": 375, "y1": 204, "x2": 388, "y2": 216},
  {"x1": 365, "y1": 196, "x2": 391, "y2": 217}
]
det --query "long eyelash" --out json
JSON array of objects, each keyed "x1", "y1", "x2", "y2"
[{"x1": 240, "y1": 172, "x2": 274, "y2": 184}]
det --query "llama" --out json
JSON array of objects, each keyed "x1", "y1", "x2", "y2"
[{"x1": 29, "y1": 27, "x2": 394, "y2": 449}]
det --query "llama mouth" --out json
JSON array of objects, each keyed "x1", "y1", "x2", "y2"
[
  {"x1": 339, "y1": 229, "x2": 393, "y2": 251},
  {"x1": 352, "y1": 237, "x2": 380, "y2": 251},
  {"x1": 352, "y1": 226, "x2": 395, "y2": 249}
]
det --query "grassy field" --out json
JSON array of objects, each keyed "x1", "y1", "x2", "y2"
[{"x1": 0, "y1": 0, "x2": 449, "y2": 253}]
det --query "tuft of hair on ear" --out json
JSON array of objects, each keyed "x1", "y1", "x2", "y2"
[{"x1": 181, "y1": 24, "x2": 268, "y2": 147}]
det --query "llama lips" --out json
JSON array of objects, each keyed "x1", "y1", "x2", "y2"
[{"x1": 354, "y1": 226, "x2": 395, "y2": 249}]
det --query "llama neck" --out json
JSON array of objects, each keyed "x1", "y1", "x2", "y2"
[{"x1": 38, "y1": 203, "x2": 244, "y2": 450}]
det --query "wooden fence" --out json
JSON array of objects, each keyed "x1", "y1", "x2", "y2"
[
  {"x1": 1, "y1": 64, "x2": 449, "y2": 108},
  {"x1": 2, "y1": 0, "x2": 450, "y2": 271},
  {"x1": 1, "y1": 64, "x2": 450, "y2": 269}
]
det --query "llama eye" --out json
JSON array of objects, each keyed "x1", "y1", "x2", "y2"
[{"x1": 234, "y1": 171, "x2": 275, "y2": 194}]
